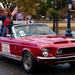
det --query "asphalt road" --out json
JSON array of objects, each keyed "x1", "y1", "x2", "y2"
[{"x1": 0, "y1": 56, "x2": 75, "y2": 75}]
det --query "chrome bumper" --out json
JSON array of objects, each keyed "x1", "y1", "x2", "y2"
[{"x1": 37, "y1": 55, "x2": 75, "y2": 60}]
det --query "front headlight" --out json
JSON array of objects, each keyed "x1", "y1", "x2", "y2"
[{"x1": 42, "y1": 48, "x2": 49, "y2": 57}]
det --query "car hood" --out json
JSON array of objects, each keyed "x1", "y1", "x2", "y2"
[{"x1": 17, "y1": 35, "x2": 75, "y2": 48}]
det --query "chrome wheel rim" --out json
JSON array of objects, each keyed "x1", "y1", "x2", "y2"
[{"x1": 23, "y1": 54, "x2": 32, "y2": 71}]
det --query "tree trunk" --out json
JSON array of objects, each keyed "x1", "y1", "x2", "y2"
[
  {"x1": 56, "y1": 17, "x2": 59, "y2": 34},
  {"x1": 53, "y1": 16, "x2": 56, "y2": 32}
]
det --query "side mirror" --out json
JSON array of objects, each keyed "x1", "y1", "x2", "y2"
[{"x1": 6, "y1": 34, "x2": 11, "y2": 38}]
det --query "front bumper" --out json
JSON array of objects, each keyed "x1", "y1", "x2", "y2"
[{"x1": 37, "y1": 55, "x2": 75, "y2": 60}]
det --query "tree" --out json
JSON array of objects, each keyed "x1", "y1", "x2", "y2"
[
  {"x1": 48, "y1": 8, "x2": 60, "y2": 33},
  {"x1": 46, "y1": 0, "x2": 67, "y2": 18},
  {"x1": 0, "y1": 0, "x2": 40, "y2": 19},
  {"x1": 46, "y1": 0, "x2": 67, "y2": 10},
  {"x1": 0, "y1": 0, "x2": 68, "y2": 20},
  {"x1": 47, "y1": 0, "x2": 67, "y2": 33},
  {"x1": 0, "y1": 0, "x2": 17, "y2": 11},
  {"x1": 37, "y1": 0, "x2": 47, "y2": 19}
]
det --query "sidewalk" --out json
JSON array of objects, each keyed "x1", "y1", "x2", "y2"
[{"x1": 58, "y1": 30, "x2": 75, "y2": 37}]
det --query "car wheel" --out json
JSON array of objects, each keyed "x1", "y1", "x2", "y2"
[
  {"x1": 22, "y1": 51, "x2": 37, "y2": 73},
  {"x1": 69, "y1": 62, "x2": 75, "y2": 67}
]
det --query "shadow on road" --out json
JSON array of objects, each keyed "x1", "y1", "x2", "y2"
[{"x1": 0, "y1": 56, "x2": 75, "y2": 75}]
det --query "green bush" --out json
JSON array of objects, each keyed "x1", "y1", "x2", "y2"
[{"x1": 48, "y1": 8, "x2": 60, "y2": 18}]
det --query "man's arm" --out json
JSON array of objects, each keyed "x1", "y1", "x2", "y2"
[{"x1": 0, "y1": 16, "x2": 6, "y2": 21}]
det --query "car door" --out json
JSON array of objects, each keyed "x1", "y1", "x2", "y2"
[
  {"x1": 0, "y1": 36, "x2": 23, "y2": 60},
  {"x1": 0, "y1": 37, "x2": 15, "y2": 55},
  {"x1": 0, "y1": 25, "x2": 24, "y2": 60}
]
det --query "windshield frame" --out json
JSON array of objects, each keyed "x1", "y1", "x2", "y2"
[{"x1": 12, "y1": 24, "x2": 56, "y2": 38}]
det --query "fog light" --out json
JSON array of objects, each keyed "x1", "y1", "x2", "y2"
[{"x1": 56, "y1": 49, "x2": 62, "y2": 54}]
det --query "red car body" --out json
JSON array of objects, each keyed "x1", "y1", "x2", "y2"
[{"x1": 0, "y1": 24, "x2": 75, "y2": 73}]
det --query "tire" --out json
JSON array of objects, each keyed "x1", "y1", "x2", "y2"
[{"x1": 22, "y1": 51, "x2": 37, "y2": 73}]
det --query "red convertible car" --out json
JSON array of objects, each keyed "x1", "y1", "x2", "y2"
[{"x1": 0, "y1": 23, "x2": 75, "y2": 73}]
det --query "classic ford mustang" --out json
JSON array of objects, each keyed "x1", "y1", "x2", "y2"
[{"x1": 0, "y1": 23, "x2": 75, "y2": 73}]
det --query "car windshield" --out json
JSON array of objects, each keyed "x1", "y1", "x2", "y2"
[{"x1": 13, "y1": 24, "x2": 56, "y2": 38}]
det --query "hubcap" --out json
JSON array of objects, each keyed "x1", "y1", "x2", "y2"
[{"x1": 23, "y1": 54, "x2": 32, "y2": 71}]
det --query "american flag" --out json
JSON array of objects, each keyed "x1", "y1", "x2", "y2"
[{"x1": 11, "y1": 6, "x2": 18, "y2": 16}]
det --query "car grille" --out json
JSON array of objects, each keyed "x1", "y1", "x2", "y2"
[
  {"x1": 55, "y1": 47, "x2": 75, "y2": 62},
  {"x1": 56, "y1": 47, "x2": 75, "y2": 55}
]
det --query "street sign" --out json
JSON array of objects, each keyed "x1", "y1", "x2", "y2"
[
  {"x1": 16, "y1": 13, "x2": 23, "y2": 20},
  {"x1": 68, "y1": 4, "x2": 72, "y2": 10},
  {"x1": 72, "y1": 0, "x2": 75, "y2": 10}
]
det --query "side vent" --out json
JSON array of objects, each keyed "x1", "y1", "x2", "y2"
[
  {"x1": 71, "y1": 40, "x2": 75, "y2": 43},
  {"x1": 54, "y1": 41, "x2": 68, "y2": 44}
]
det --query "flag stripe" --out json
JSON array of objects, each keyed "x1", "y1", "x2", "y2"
[{"x1": 11, "y1": 6, "x2": 18, "y2": 16}]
